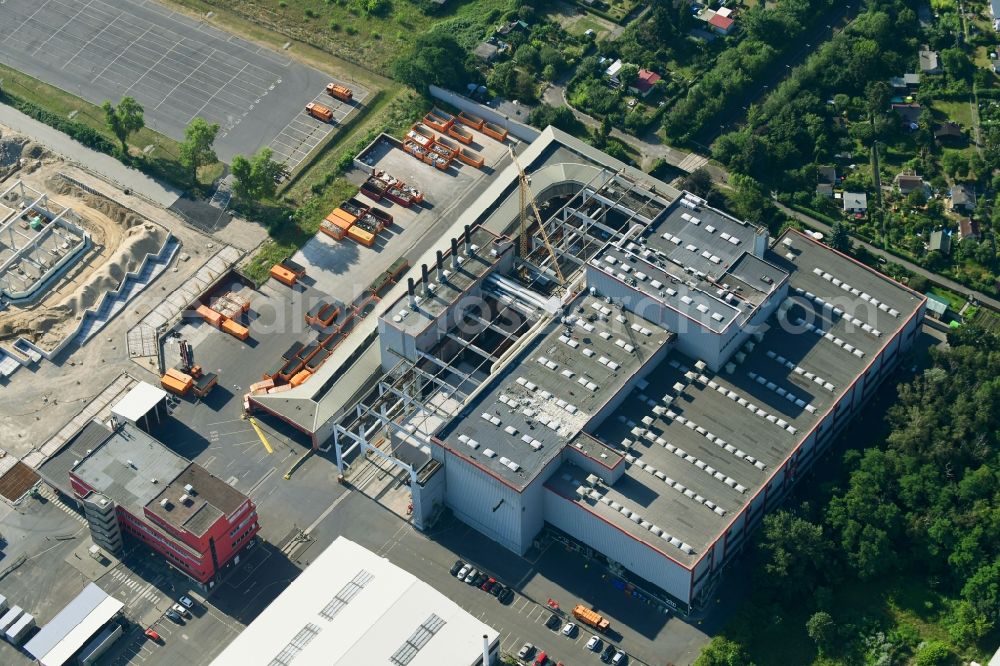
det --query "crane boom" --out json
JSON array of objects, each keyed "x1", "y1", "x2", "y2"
[{"x1": 509, "y1": 147, "x2": 566, "y2": 286}]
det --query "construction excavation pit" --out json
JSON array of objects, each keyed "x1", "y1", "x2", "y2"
[{"x1": 0, "y1": 161, "x2": 172, "y2": 355}]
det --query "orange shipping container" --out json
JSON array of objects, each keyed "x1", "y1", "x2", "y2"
[
  {"x1": 250, "y1": 378, "x2": 275, "y2": 394},
  {"x1": 347, "y1": 226, "x2": 375, "y2": 247},
  {"x1": 222, "y1": 319, "x2": 249, "y2": 341},
  {"x1": 165, "y1": 367, "x2": 193, "y2": 383},
  {"x1": 196, "y1": 304, "x2": 223, "y2": 328},
  {"x1": 289, "y1": 369, "x2": 312, "y2": 387},
  {"x1": 161, "y1": 374, "x2": 191, "y2": 396},
  {"x1": 270, "y1": 264, "x2": 297, "y2": 287}
]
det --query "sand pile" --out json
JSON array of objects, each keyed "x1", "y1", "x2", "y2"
[{"x1": 0, "y1": 223, "x2": 168, "y2": 348}]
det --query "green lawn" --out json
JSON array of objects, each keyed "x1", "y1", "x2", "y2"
[
  {"x1": 931, "y1": 98, "x2": 974, "y2": 129},
  {"x1": 0, "y1": 61, "x2": 203, "y2": 180},
  {"x1": 930, "y1": 286, "x2": 967, "y2": 311},
  {"x1": 171, "y1": 0, "x2": 518, "y2": 72}
]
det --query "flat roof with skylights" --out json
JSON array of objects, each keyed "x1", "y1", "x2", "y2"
[
  {"x1": 547, "y1": 228, "x2": 924, "y2": 565},
  {"x1": 437, "y1": 291, "x2": 674, "y2": 489}
]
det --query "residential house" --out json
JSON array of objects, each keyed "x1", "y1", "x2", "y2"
[
  {"x1": 631, "y1": 69, "x2": 662, "y2": 97},
  {"x1": 474, "y1": 41, "x2": 501, "y2": 62},
  {"x1": 816, "y1": 183, "x2": 834, "y2": 198},
  {"x1": 929, "y1": 229, "x2": 952, "y2": 255},
  {"x1": 919, "y1": 48, "x2": 941, "y2": 74},
  {"x1": 924, "y1": 292, "x2": 949, "y2": 318},
  {"x1": 891, "y1": 103, "x2": 922, "y2": 128},
  {"x1": 818, "y1": 165, "x2": 838, "y2": 184},
  {"x1": 605, "y1": 59, "x2": 624, "y2": 83},
  {"x1": 843, "y1": 192, "x2": 868, "y2": 215},
  {"x1": 959, "y1": 217, "x2": 982, "y2": 241},
  {"x1": 951, "y1": 184, "x2": 977, "y2": 212},
  {"x1": 934, "y1": 121, "x2": 964, "y2": 142},
  {"x1": 991, "y1": 0, "x2": 1000, "y2": 30},
  {"x1": 708, "y1": 13, "x2": 735, "y2": 35},
  {"x1": 889, "y1": 73, "x2": 920, "y2": 90},
  {"x1": 895, "y1": 174, "x2": 929, "y2": 197},
  {"x1": 496, "y1": 20, "x2": 528, "y2": 37}
]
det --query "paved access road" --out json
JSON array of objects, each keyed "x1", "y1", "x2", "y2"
[{"x1": 0, "y1": 0, "x2": 365, "y2": 165}]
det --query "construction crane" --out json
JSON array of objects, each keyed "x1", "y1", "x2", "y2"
[{"x1": 509, "y1": 147, "x2": 566, "y2": 287}]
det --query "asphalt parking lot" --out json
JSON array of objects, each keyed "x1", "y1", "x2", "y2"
[{"x1": 0, "y1": 0, "x2": 367, "y2": 165}]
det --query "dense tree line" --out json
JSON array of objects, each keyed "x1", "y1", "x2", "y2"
[
  {"x1": 698, "y1": 331, "x2": 1000, "y2": 665},
  {"x1": 662, "y1": 0, "x2": 834, "y2": 143},
  {"x1": 712, "y1": 3, "x2": 918, "y2": 184}
]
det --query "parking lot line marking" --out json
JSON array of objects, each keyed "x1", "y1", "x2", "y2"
[
  {"x1": 185, "y1": 61, "x2": 249, "y2": 124},
  {"x1": 121, "y1": 40, "x2": 180, "y2": 97},
  {"x1": 31, "y1": 0, "x2": 96, "y2": 56},
  {"x1": 90, "y1": 25, "x2": 153, "y2": 82},
  {"x1": 152, "y1": 46, "x2": 215, "y2": 110},
  {"x1": 6, "y1": 0, "x2": 54, "y2": 42}
]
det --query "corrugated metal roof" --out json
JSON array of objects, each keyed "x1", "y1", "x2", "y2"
[{"x1": 25, "y1": 583, "x2": 123, "y2": 666}]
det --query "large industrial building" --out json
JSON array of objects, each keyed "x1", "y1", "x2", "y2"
[
  {"x1": 212, "y1": 536, "x2": 500, "y2": 666},
  {"x1": 248, "y1": 128, "x2": 926, "y2": 613},
  {"x1": 64, "y1": 385, "x2": 260, "y2": 589}
]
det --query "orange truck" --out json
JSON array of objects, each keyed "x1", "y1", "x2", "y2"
[
  {"x1": 306, "y1": 102, "x2": 334, "y2": 122},
  {"x1": 572, "y1": 605, "x2": 611, "y2": 632},
  {"x1": 325, "y1": 83, "x2": 353, "y2": 102}
]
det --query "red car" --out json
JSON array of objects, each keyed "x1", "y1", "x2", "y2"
[
  {"x1": 481, "y1": 577, "x2": 497, "y2": 592},
  {"x1": 534, "y1": 652, "x2": 548, "y2": 666},
  {"x1": 144, "y1": 628, "x2": 161, "y2": 642}
]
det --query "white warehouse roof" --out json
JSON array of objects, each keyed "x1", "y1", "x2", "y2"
[
  {"x1": 111, "y1": 381, "x2": 166, "y2": 424},
  {"x1": 213, "y1": 537, "x2": 499, "y2": 666},
  {"x1": 25, "y1": 583, "x2": 124, "y2": 666}
]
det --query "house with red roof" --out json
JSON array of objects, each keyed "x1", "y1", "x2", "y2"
[
  {"x1": 630, "y1": 69, "x2": 662, "y2": 97},
  {"x1": 708, "y1": 13, "x2": 735, "y2": 35}
]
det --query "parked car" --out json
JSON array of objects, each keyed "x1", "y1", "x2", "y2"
[
  {"x1": 464, "y1": 567, "x2": 478, "y2": 584},
  {"x1": 171, "y1": 603, "x2": 189, "y2": 618},
  {"x1": 178, "y1": 595, "x2": 194, "y2": 609},
  {"x1": 612, "y1": 649, "x2": 628, "y2": 665},
  {"x1": 164, "y1": 610, "x2": 183, "y2": 624},
  {"x1": 561, "y1": 622, "x2": 576, "y2": 637},
  {"x1": 481, "y1": 577, "x2": 497, "y2": 592},
  {"x1": 473, "y1": 572, "x2": 489, "y2": 588},
  {"x1": 450, "y1": 560, "x2": 465, "y2": 576},
  {"x1": 534, "y1": 651, "x2": 548, "y2": 665},
  {"x1": 457, "y1": 564, "x2": 471, "y2": 580},
  {"x1": 586, "y1": 634, "x2": 602, "y2": 652},
  {"x1": 545, "y1": 613, "x2": 561, "y2": 629},
  {"x1": 490, "y1": 582, "x2": 504, "y2": 598},
  {"x1": 601, "y1": 644, "x2": 616, "y2": 663},
  {"x1": 144, "y1": 628, "x2": 161, "y2": 642},
  {"x1": 517, "y1": 642, "x2": 535, "y2": 659},
  {"x1": 498, "y1": 586, "x2": 515, "y2": 604}
]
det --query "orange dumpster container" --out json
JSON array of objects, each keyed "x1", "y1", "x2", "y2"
[
  {"x1": 482, "y1": 121, "x2": 508, "y2": 142},
  {"x1": 289, "y1": 369, "x2": 312, "y2": 387},
  {"x1": 447, "y1": 124, "x2": 474, "y2": 144},
  {"x1": 347, "y1": 226, "x2": 375, "y2": 247},
  {"x1": 161, "y1": 373, "x2": 192, "y2": 396},
  {"x1": 270, "y1": 264, "x2": 297, "y2": 287},
  {"x1": 250, "y1": 378, "x2": 275, "y2": 395},
  {"x1": 457, "y1": 110, "x2": 484, "y2": 130},
  {"x1": 267, "y1": 384, "x2": 293, "y2": 394},
  {"x1": 423, "y1": 110, "x2": 453, "y2": 133},
  {"x1": 458, "y1": 147, "x2": 484, "y2": 168},
  {"x1": 222, "y1": 319, "x2": 250, "y2": 341},
  {"x1": 320, "y1": 219, "x2": 346, "y2": 240},
  {"x1": 195, "y1": 303, "x2": 223, "y2": 328}
]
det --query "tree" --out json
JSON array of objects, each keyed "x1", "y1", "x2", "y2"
[
  {"x1": 830, "y1": 221, "x2": 852, "y2": 252},
  {"x1": 391, "y1": 33, "x2": 468, "y2": 94},
  {"x1": 913, "y1": 641, "x2": 955, "y2": 666},
  {"x1": 102, "y1": 97, "x2": 145, "y2": 156},
  {"x1": 805, "y1": 611, "x2": 837, "y2": 655},
  {"x1": 178, "y1": 117, "x2": 219, "y2": 186},
  {"x1": 693, "y1": 637, "x2": 753, "y2": 666},
  {"x1": 618, "y1": 64, "x2": 640, "y2": 90},
  {"x1": 231, "y1": 147, "x2": 287, "y2": 203},
  {"x1": 680, "y1": 167, "x2": 714, "y2": 198},
  {"x1": 527, "y1": 104, "x2": 582, "y2": 134}
]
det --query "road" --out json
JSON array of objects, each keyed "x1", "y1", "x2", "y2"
[
  {"x1": 774, "y1": 200, "x2": 1000, "y2": 310},
  {"x1": 541, "y1": 79, "x2": 726, "y2": 181},
  {"x1": 0, "y1": 103, "x2": 182, "y2": 208}
]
